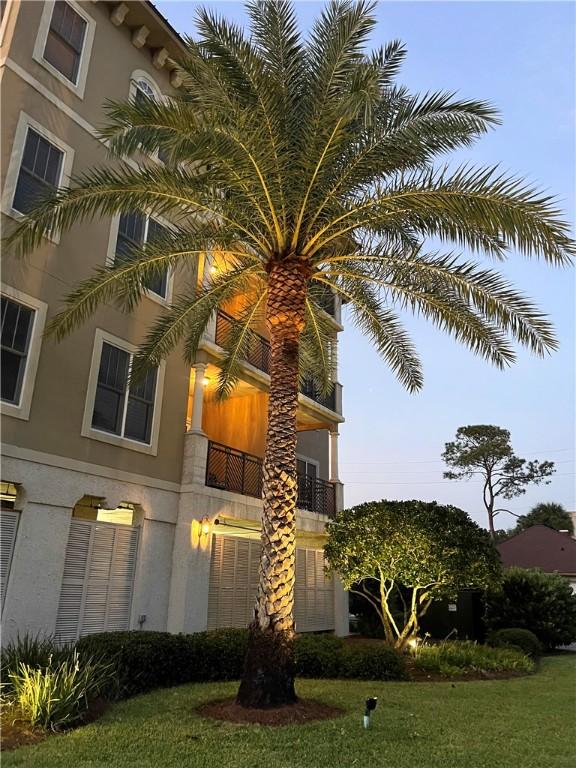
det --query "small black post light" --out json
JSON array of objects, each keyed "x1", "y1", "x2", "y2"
[{"x1": 364, "y1": 697, "x2": 378, "y2": 728}]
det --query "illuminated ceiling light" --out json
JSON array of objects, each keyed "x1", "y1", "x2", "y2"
[{"x1": 200, "y1": 516, "x2": 211, "y2": 536}]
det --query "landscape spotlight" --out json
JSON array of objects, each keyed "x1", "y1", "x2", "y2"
[{"x1": 363, "y1": 697, "x2": 378, "y2": 728}]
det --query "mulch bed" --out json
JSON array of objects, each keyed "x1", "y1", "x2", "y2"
[
  {"x1": 0, "y1": 714, "x2": 46, "y2": 752},
  {"x1": 198, "y1": 698, "x2": 344, "y2": 726},
  {"x1": 0, "y1": 698, "x2": 110, "y2": 752}
]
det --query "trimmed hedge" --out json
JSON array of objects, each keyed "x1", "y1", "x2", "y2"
[
  {"x1": 294, "y1": 634, "x2": 407, "y2": 681},
  {"x1": 76, "y1": 629, "x2": 249, "y2": 699},
  {"x1": 76, "y1": 630, "x2": 407, "y2": 699},
  {"x1": 487, "y1": 628, "x2": 543, "y2": 658}
]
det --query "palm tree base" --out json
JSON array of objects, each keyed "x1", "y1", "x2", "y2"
[{"x1": 236, "y1": 624, "x2": 298, "y2": 708}]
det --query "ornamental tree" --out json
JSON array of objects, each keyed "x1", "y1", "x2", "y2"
[
  {"x1": 325, "y1": 500, "x2": 501, "y2": 649},
  {"x1": 442, "y1": 426, "x2": 555, "y2": 539}
]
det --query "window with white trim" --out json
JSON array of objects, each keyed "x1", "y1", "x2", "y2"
[
  {"x1": 130, "y1": 75, "x2": 170, "y2": 165},
  {"x1": 91, "y1": 341, "x2": 157, "y2": 444},
  {"x1": 115, "y1": 213, "x2": 169, "y2": 299},
  {"x1": 43, "y1": 1, "x2": 87, "y2": 85},
  {"x1": 12, "y1": 128, "x2": 63, "y2": 215},
  {"x1": 1, "y1": 298, "x2": 35, "y2": 405}
]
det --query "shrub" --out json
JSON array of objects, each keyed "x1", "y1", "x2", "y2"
[
  {"x1": 7, "y1": 651, "x2": 113, "y2": 731},
  {"x1": 487, "y1": 628, "x2": 543, "y2": 658},
  {"x1": 339, "y1": 643, "x2": 407, "y2": 680},
  {"x1": 414, "y1": 640, "x2": 535, "y2": 676},
  {"x1": 485, "y1": 568, "x2": 576, "y2": 649},
  {"x1": 294, "y1": 633, "x2": 343, "y2": 678},
  {"x1": 76, "y1": 630, "x2": 407, "y2": 698},
  {"x1": 76, "y1": 629, "x2": 249, "y2": 698},
  {"x1": 1, "y1": 634, "x2": 72, "y2": 694}
]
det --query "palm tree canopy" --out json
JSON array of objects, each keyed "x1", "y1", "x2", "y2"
[{"x1": 7, "y1": 0, "x2": 574, "y2": 394}]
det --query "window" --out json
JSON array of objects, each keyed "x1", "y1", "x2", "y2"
[
  {"x1": 115, "y1": 213, "x2": 169, "y2": 299},
  {"x1": 43, "y1": 1, "x2": 87, "y2": 84},
  {"x1": 12, "y1": 128, "x2": 63, "y2": 215},
  {"x1": 130, "y1": 74, "x2": 170, "y2": 165},
  {"x1": 92, "y1": 341, "x2": 157, "y2": 445},
  {"x1": 1, "y1": 298, "x2": 34, "y2": 405}
]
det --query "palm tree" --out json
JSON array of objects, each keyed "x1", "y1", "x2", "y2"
[{"x1": 7, "y1": 1, "x2": 573, "y2": 707}]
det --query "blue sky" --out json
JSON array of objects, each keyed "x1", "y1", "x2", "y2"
[{"x1": 154, "y1": 1, "x2": 575, "y2": 529}]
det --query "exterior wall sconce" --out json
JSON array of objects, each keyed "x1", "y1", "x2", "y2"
[
  {"x1": 202, "y1": 376, "x2": 210, "y2": 387},
  {"x1": 200, "y1": 516, "x2": 211, "y2": 536}
]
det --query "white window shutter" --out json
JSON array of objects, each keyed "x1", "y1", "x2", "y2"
[
  {"x1": 294, "y1": 547, "x2": 334, "y2": 632},
  {"x1": 0, "y1": 510, "x2": 20, "y2": 612},
  {"x1": 55, "y1": 519, "x2": 92, "y2": 643},
  {"x1": 207, "y1": 535, "x2": 334, "y2": 633},
  {"x1": 208, "y1": 535, "x2": 260, "y2": 629},
  {"x1": 55, "y1": 519, "x2": 139, "y2": 642}
]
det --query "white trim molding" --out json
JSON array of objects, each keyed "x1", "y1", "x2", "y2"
[
  {"x1": 81, "y1": 328, "x2": 166, "y2": 456},
  {"x1": 1, "y1": 110, "x2": 75, "y2": 239},
  {"x1": 32, "y1": 0, "x2": 96, "y2": 99},
  {"x1": 0, "y1": 284, "x2": 48, "y2": 421},
  {"x1": 0, "y1": 0, "x2": 19, "y2": 48}
]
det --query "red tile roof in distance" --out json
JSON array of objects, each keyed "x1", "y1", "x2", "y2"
[{"x1": 497, "y1": 525, "x2": 576, "y2": 576}]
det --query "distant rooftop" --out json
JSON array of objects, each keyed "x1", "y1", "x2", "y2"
[{"x1": 498, "y1": 525, "x2": 576, "y2": 576}]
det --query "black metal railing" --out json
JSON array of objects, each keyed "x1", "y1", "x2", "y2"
[
  {"x1": 314, "y1": 287, "x2": 336, "y2": 317},
  {"x1": 215, "y1": 310, "x2": 271, "y2": 373},
  {"x1": 214, "y1": 311, "x2": 337, "y2": 413},
  {"x1": 300, "y1": 378, "x2": 337, "y2": 412},
  {"x1": 206, "y1": 441, "x2": 336, "y2": 517}
]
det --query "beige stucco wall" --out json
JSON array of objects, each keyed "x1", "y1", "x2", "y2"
[{"x1": 1, "y1": 2, "x2": 193, "y2": 484}]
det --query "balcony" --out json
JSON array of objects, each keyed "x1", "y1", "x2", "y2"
[
  {"x1": 214, "y1": 310, "x2": 337, "y2": 412},
  {"x1": 205, "y1": 441, "x2": 336, "y2": 518}
]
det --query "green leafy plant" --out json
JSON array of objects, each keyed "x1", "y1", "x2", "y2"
[
  {"x1": 485, "y1": 567, "x2": 576, "y2": 649},
  {"x1": 487, "y1": 628, "x2": 543, "y2": 657},
  {"x1": 7, "y1": 651, "x2": 113, "y2": 731},
  {"x1": 325, "y1": 500, "x2": 501, "y2": 649},
  {"x1": 0, "y1": 634, "x2": 72, "y2": 695},
  {"x1": 414, "y1": 640, "x2": 534, "y2": 676}
]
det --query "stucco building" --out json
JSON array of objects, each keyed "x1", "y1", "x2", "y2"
[{"x1": 0, "y1": 0, "x2": 347, "y2": 644}]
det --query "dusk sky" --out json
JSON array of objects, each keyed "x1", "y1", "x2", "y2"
[{"x1": 155, "y1": 0, "x2": 575, "y2": 529}]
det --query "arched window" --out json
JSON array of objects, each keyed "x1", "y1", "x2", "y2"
[
  {"x1": 128, "y1": 71, "x2": 168, "y2": 163},
  {"x1": 134, "y1": 78, "x2": 156, "y2": 103}
]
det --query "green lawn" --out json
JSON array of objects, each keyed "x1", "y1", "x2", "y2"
[{"x1": 4, "y1": 655, "x2": 574, "y2": 768}]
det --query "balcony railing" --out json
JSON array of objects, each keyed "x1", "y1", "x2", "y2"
[
  {"x1": 206, "y1": 441, "x2": 336, "y2": 518},
  {"x1": 215, "y1": 310, "x2": 270, "y2": 373},
  {"x1": 299, "y1": 378, "x2": 336, "y2": 412},
  {"x1": 214, "y1": 310, "x2": 337, "y2": 413}
]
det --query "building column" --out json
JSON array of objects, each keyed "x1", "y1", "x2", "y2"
[
  {"x1": 329, "y1": 429, "x2": 340, "y2": 483},
  {"x1": 182, "y1": 363, "x2": 209, "y2": 486},
  {"x1": 329, "y1": 428, "x2": 348, "y2": 634},
  {"x1": 330, "y1": 428, "x2": 345, "y2": 513},
  {"x1": 189, "y1": 362, "x2": 207, "y2": 433},
  {"x1": 167, "y1": 510, "x2": 213, "y2": 634}
]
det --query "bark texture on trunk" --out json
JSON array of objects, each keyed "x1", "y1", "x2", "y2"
[{"x1": 236, "y1": 260, "x2": 308, "y2": 708}]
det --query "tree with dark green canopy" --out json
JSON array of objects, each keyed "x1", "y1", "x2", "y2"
[
  {"x1": 325, "y1": 500, "x2": 501, "y2": 649},
  {"x1": 6, "y1": 1, "x2": 573, "y2": 707},
  {"x1": 514, "y1": 502, "x2": 574, "y2": 535},
  {"x1": 442, "y1": 426, "x2": 556, "y2": 539}
]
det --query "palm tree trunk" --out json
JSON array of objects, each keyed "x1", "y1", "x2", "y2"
[{"x1": 236, "y1": 259, "x2": 308, "y2": 708}]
